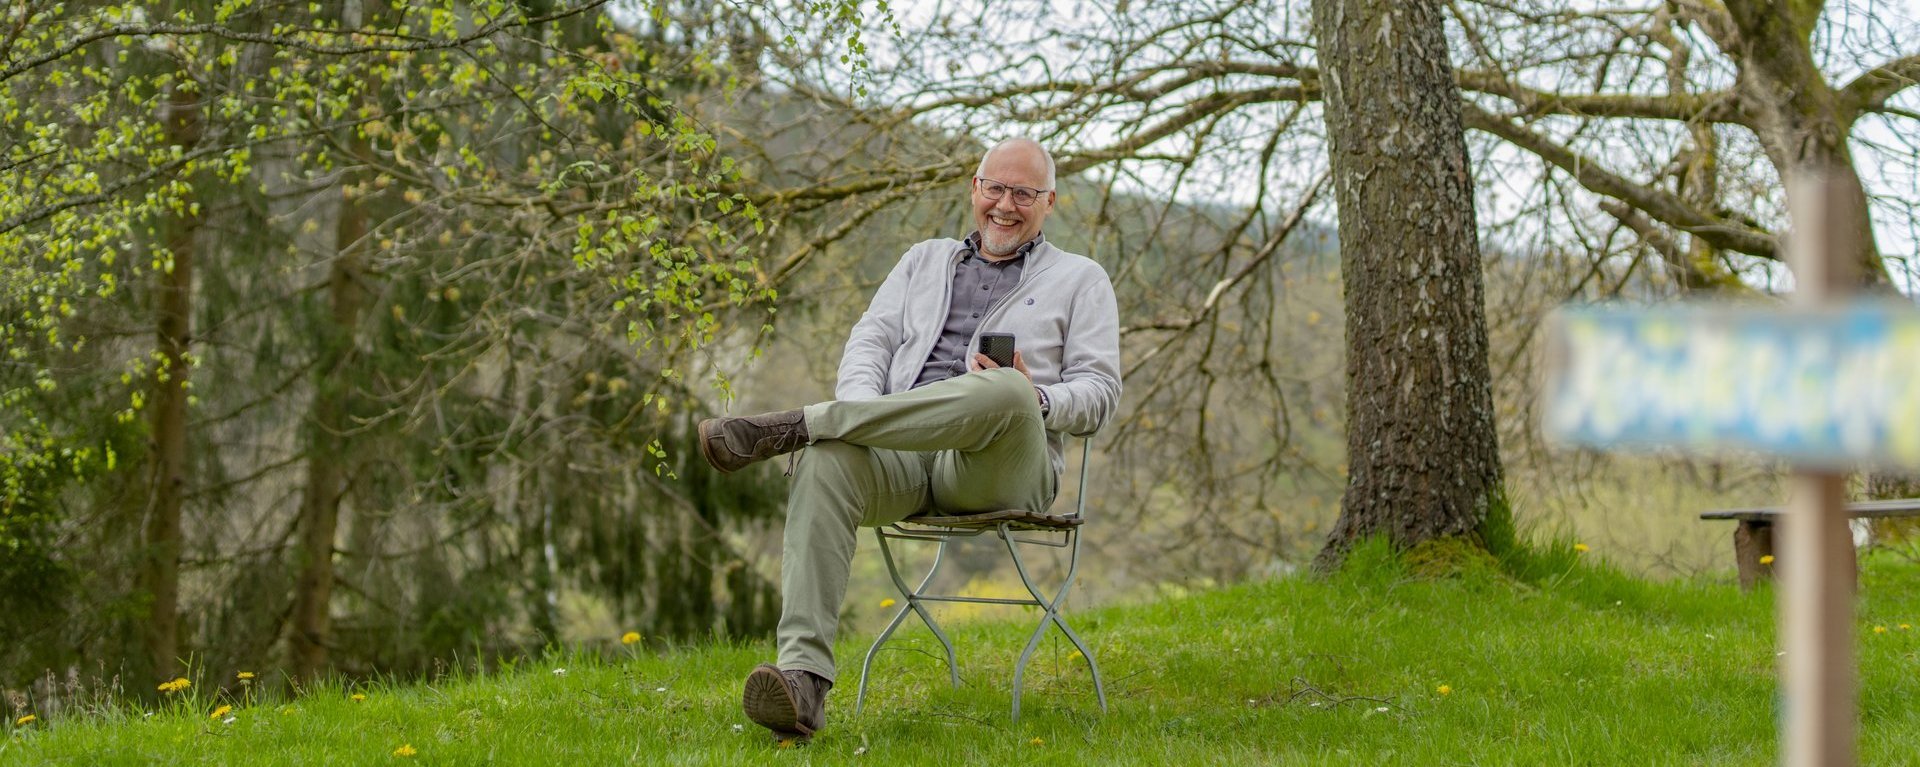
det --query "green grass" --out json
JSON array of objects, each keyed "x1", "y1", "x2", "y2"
[{"x1": 8, "y1": 545, "x2": 1920, "y2": 765}]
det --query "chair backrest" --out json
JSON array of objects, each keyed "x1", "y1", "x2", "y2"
[{"x1": 1071, "y1": 436, "x2": 1093, "y2": 518}]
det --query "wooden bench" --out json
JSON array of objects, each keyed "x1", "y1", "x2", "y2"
[{"x1": 1699, "y1": 498, "x2": 1920, "y2": 590}]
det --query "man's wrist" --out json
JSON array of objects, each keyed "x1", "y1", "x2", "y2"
[{"x1": 1035, "y1": 386, "x2": 1050, "y2": 416}]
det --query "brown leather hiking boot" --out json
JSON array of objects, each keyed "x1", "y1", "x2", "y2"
[
  {"x1": 742, "y1": 664, "x2": 830, "y2": 742},
  {"x1": 698, "y1": 409, "x2": 810, "y2": 473}
]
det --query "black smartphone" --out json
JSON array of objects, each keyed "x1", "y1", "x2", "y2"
[{"x1": 979, "y1": 332, "x2": 1016, "y2": 368}]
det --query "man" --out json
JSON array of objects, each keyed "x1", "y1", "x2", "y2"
[{"x1": 698, "y1": 137, "x2": 1122, "y2": 742}]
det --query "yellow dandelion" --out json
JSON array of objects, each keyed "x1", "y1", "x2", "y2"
[
  {"x1": 1901, "y1": 624, "x2": 1912, "y2": 631},
  {"x1": 1030, "y1": 737, "x2": 1045, "y2": 746},
  {"x1": 393, "y1": 744, "x2": 417, "y2": 757},
  {"x1": 1760, "y1": 555, "x2": 1776, "y2": 565},
  {"x1": 777, "y1": 739, "x2": 797, "y2": 749},
  {"x1": 1068, "y1": 649, "x2": 1084, "y2": 662},
  {"x1": 351, "y1": 693, "x2": 368, "y2": 702},
  {"x1": 880, "y1": 598, "x2": 898, "y2": 609},
  {"x1": 14, "y1": 714, "x2": 35, "y2": 726},
  {"x1": 621, "y1": 631, "x2": 642, "y2": 645},
  {"x1": 1572, "y1": 543, "x2": 1590, "y2": 553},
  {"x1": 1874, "y1": 625, "x2": 1889, "y2": 634},
  {"x1": 158, "y1": 677, "x2": 192, "y2": 693},
  {"x1": 237, "y1": 671, "x2": 256, "y2": 681},
  {"x1": 209, "y1": 705, "x2": 232, "y2": 719},
  {"x1": 1437, "y1": 685, "x2": 1452, "y2": 696}
]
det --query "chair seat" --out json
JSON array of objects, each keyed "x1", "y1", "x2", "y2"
[{"x1": 900, "y1": 510, "x2": 1084, "y2": 531}]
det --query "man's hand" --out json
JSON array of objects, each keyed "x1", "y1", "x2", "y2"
[{"x1": 970, "y1": 350, "x2": 1032, "y2": 382}]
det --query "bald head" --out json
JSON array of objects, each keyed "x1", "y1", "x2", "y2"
[
  {"x1": 970, "y1": 137, "x2": 1058, "y2": 258},
  {"x1": 975, "y1": 138, "x2": 1056, "y2": 190}
]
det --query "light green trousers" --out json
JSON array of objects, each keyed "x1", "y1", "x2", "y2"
[{"x1": 778, "y1": 367, "x2": 1056, "y2": 681}]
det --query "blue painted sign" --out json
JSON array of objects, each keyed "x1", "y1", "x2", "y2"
[{"x1": 1542, "y1": 303, "x2": 1920, "y2": 467}]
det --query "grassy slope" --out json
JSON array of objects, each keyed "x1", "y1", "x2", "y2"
[{"x1": 7, "y1": 548, "x2": 1920, "y2": 766}]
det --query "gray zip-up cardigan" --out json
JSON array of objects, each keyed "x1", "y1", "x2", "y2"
[{"x1": 835, "y1": 237, "x2": 1123, "y2": 476}]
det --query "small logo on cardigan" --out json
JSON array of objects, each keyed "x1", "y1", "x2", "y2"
[{"x1": 1024, "y1": 298, "x2": 1036, "y2": 305}]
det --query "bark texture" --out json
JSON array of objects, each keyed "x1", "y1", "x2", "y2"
[{"x1": 1312, "y1": 0, "x2": 1503, "y2": 571}]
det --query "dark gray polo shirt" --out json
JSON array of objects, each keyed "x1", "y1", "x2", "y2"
[{"x1": 910, "y1": 232, "x2": 1041, "y2": 388}]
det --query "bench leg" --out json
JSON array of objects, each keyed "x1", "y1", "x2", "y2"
[{"x1": 1734, "y1": 520, "x2": 1774, "y2": 592}]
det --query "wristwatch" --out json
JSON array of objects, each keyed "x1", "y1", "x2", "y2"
[{"x1": 1035, "y1": 386, "x2": 1051, "y2": 416}]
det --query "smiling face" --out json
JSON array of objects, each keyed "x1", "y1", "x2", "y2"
[{"x1": 971, "y1": 141, "x2": 1055, "y2": 258}]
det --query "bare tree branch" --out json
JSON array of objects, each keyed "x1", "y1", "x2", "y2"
[
  {"x1": 1596, "y1": 198, "x2": 1745, "y2": 291},
  {"x1": 1463, "y1": 104, "x2": 1781, "y2": 260},
  {"x1": 0, "y1": 1, "x2": 612, "y2": 84},
  {"x1": 1458, "y1": 69, "x2": 1749, "y2": 123},
  {"x1": 1124, "y1": 171, "x2": 1329, "y2": 336},
  {"x1": 1840, "y1": 54, "x2": 1920, "y2": 121}
]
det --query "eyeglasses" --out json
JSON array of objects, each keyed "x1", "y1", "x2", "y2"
[{"x1": 974, "y1": 177, "x2": 1050, "y2": 207}]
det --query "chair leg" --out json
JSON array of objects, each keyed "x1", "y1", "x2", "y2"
[
  {"x1": 890, "y1": 536, "x2": 962, "y2": 688},
  {"x1": 1000, "y1": 523, "x2": 1108, "y2": 721},
  {"x1": 855, "y1": 599, "x2": 915, "y2": 718},
  {"x1": 856, "y1": 529, "x2": 961, "y2": 717},
  {"x1": 1009, "y1": 602, "x2": 1050, "y2": 724},
  {"x1": 1051, "y1": 609, "x2": 1109, "y2": 714}
]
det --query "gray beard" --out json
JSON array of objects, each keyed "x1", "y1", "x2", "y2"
[{"x1": 981, "y1": 230, "x2": 1023, "y2": 257}]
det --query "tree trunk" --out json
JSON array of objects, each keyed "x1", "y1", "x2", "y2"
[
  {"x1": 288, "y1": 181, "x2": 367, "y2": 682},
  {"x1": 1311, "y1": 0, "x2": 1504, "y2": 571},
  {"x1": 142, "y1": 82, "x2": 203, "y2": 681},
  {"x1": 1721, "y1": 0, "x2": 1888, "y2": 286},
  {"x1": 1717, "y1": 1, "x2": 1907, "y2": 514}
]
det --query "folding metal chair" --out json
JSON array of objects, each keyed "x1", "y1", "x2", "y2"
[{"x1": 853, "y1": 438, "x2": 1107, "y2": 723}]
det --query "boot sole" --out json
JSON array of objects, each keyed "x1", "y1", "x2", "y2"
[
  {"x1": 742, "y1": 665, "x2": 812, "y2": 737},
  {"x1": 696, "y1": 418, "x2": 740, "y2": 474}
]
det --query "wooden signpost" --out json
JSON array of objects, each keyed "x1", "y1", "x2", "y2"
[{"x1": 1543, "y1": 178, "x2": 1897, "y2": 766}]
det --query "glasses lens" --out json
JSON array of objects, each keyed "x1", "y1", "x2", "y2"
[{"x1": 978, "y1": 179, "x2": 1044, "y2": 206}]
